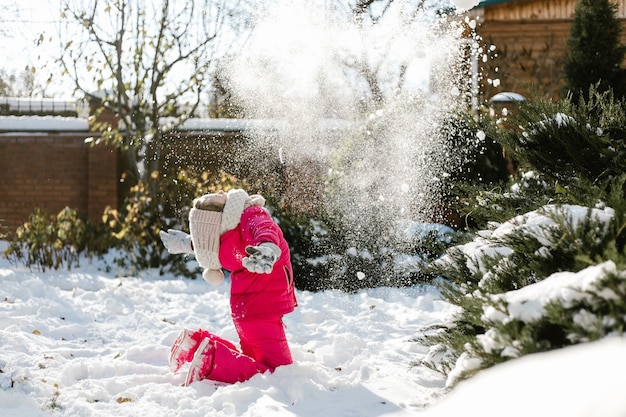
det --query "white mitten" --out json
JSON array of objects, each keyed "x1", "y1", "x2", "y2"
[
  {"x1": 159, "y1": 229, "x2": 194, "y2": 254},
  {"x1": 242, "y1": 243, "x2": 281, "y2": 274}
]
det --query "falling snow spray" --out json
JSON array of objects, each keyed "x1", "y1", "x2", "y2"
[{"x1": 224, "y1": 0, "x2": 477, "y2": 287}]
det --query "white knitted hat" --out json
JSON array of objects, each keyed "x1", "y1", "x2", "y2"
[
  {"x1": 221, "y1": 189, "x2": 266, "y2": 232},
  {"x1": 189, "y1": 189, "x2": 266, "y2": 285},
  {"x1": 221, "y1": 189, "x2": 248, "y2": 233},
  {"x1": 189, "y1": 209, "x2": 224, "y2": 285}
]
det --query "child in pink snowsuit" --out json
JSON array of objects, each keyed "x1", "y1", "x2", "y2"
[{"x1": 160, "y1": 189, "x2": 297, "y2": 385}]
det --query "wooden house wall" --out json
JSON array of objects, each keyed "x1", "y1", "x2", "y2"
[
  {"x1": 473, "y1": 0, "x2": 626, "y2": 100},
  {"x1": 482, "y1": 0, "x2": 626, "y2": 20}
]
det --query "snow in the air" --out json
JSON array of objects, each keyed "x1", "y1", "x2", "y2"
[{"x1": 1, "y1": 0, "x2": 625, "y2": 414}]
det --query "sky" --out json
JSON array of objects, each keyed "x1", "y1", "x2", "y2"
[
  {"x1": 0, "y1": 0, "x2": 470, "y2": 100},
  {"x1": 1, "y1": 0, "x2": 63, "y2": 95},
  {"x1": 1, "y1": 0, "x2": 54, "y2": 57}
]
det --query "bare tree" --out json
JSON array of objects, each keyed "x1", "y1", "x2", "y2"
[{"x1": 57, "y1": 0, "x2": 250, "y2": 181}]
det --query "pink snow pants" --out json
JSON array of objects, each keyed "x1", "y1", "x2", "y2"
[{"x1": 202, "y1": 316, "x2": 292, "y2": 384}]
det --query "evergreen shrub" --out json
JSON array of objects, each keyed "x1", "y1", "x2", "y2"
[
  {"x1": 418, "y1": 89, "x2": 626, "y2": 386},
  {"x1": 495, "y1": 88, "x2": 626, "y2": 185},
  {"x1": 563, "y1": 0, "x2": 626, "y2": 101},
  {"x1": 436, "y1": 111, "x2": 512, "y2": 230},
  {"x1": 451, "y1": 87, "x2": 626, "y2": 230}
]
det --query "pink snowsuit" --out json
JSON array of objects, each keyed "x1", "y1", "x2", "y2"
[{"x1": 190, "y1": 205, "x2": 297, "y2": 384}]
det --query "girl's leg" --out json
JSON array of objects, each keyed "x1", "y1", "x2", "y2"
[
  {"x1": 169, "y1": 328, "x2": 208, "y2": 372},
  {"x1": 235, "y1": 317, "x2": 293, "y2": 369},
  {"x1": 170, "y1": 328, "x2": 238, "y2": 372},
  {"x1": 183, "y1": 317, "x2": 293, "y2": 385},
  {"x1": 204, "y1": 339, "x2": 270, "y2": 384},
  {"x1": 185, "y1": 335, "x2": 270, "y2": 385}
]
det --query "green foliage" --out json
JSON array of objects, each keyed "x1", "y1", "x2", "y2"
[
  {"x1": 268, "y1": 203, "x2": 335, "y2": 291},
  {"x1": 97, "y1": 175, "x2": 166, "y2": 275},
  {"x1": 455, "y1": 87, "x2": 626, "y2": 230},
  {"x1": 563, "y1": 0, "x2": 626, "y2": 101},
  {"x1": 96, "y1": 170, "x2": 245, "y2": 277},
  {"x1": 2, "y1": 170, "x2": 246, "y2": 278},
  {"x1": 436, "y1": 110, "x2": 513, "y2": 229},
  {"x1": 3, "y1": 208, "x2": 88, "y2": 272},
  {"x1": 421, "y1": 202, "x2": 626, "y2": 384},
  {"x1": 495, "y1": 88, "x2": 626, "y2": 185},
  {"x1": 440, "y1": 111, "x2": 511, "y2": 187},
  {"x1": 419, "y1": 89, "x2": 626, "y2": 386}
]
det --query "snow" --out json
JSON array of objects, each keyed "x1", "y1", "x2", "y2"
[
  {"x1": 489, "y1": 91, "x2": 526, "y2": 103},
  {"x1": 1, "y1": 243, "x2": 625, "y2": 417},
  {"x1": 495, "y1": 261, "x2": 621, "y2": 323},
  {"x1": 0, "y1": 114, "x2": 351, "y2": 135},
  {"x1": 174, "y1": 118, "x2": 352, "y2": 133},
  {"x1": 425, "y1": 337, "x2": 626, "y2": 417},
  {"x1": 0, "y1": 116, "x2": 89, "y2": 132},
  {"x1": 0, "y1": 247, "x2": 453, "y2": 417},
  {"x1": 450, "y1": 0, "x2": 481, "y2": 12},
  {"x1": 436, "y1": 204, "x2": 615, "y2": 282}
]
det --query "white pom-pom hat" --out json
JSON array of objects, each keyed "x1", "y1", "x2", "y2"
[{"x1": 189, "y1": 189, "x2": 265, "y2": 285}]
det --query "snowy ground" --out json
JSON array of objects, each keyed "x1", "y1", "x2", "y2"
[{"x1": 1, "y1": 242, "x2": 625, "y2": 417}]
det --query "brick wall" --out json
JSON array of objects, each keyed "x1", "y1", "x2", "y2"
[
  {"x1": 158, "y1": 131, "x2": 325, "y2": 214},
  {"x1": 0, "y1": 121, "x2": 323, "y2": 234},
  {"x1": 0, "y1": 132, "x2": 119, "y2": 233},
  {"x1": 87, "y1": 139, "x2": 120, "y2": 223}
]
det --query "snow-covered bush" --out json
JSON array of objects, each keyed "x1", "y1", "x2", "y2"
[
  {"x1": 420, "y1": 204, "x2": 626, "y2": 384},
  {"x1": 417, "y1": 89, "x2": 626, "y2": 387}
]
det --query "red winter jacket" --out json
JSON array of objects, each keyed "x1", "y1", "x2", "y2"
[{"x1": 219, "y1": 206, "x2": 297, "y2": 321}]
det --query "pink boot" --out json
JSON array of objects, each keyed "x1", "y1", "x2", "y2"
[
  {"x1": 169, "y1": 329, "x2": 209, "y2": 372},
  {"x1": 185, "y1": 337, "x2": 215, "y2": 386}
]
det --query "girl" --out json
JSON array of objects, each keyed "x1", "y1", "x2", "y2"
[{"x1": 160, "y1": 189, "x2": 297, "y2": 385}]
